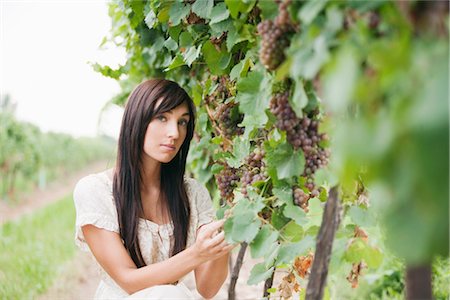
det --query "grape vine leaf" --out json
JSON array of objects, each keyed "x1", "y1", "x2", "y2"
[
  {"x1": 183, "y1": 46, "x2": 202, "y2": 67},
  {"x1": 235, "y1": 70, "x2": 271, "y2": 135},
  {"x1": 227, "y1": 136, "x2": 250, "y2": 168},
  {"x1": 250, "y1": 225, "x2": 279, "y2": 258},
  {"x1": 258, "y1": 0, "x2": 278, "y2": 20},
  {"x1": 344, "y1": 238, "x2": 383, "y2": 269},
  {"x1": 225, "y1": 0, "x2": 256, "y2": 19},
  {"x1": 169, "y1": 2, "x2": 191, "y2": 26},
  {"x1": 202, "y1": 40, "x2": 230, "y2": 75},
  {"x1": 276, "y1": 235, "x2": 315, "y2": 265},
  {"x1": 145, "y1": 9, "x2": 158, "y2": 29},
  {"x1": 281, "y1": 221, "x2": 304, "y2": 242},
  {"x1": 210, "y1": 2, "x2": 230, "y2": 25},
  {"x1": 298, "y1": 0, "x2": 327, "y2": 25},
  {"x1": 230, "y1": 212, "x2": 261, "y2": 243},
  {"x1": 247, "y1": 263, "x2": 275, "y2": 285},
  {"x1": 290, "y1": 78, "x2": 308, "y2": 118},
  {"x1": 192, "y1": 0, "x2": 213, "y2": 19},
  {"x1": 266, "y1": 143, "x2": 305, "y2": 181}
]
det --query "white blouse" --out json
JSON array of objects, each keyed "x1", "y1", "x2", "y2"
[{"x1": 73, "y1": 170, "x2": 215, "y2": 299}]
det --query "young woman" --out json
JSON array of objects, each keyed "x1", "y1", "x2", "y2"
[{"x1": 73, "y1": 79, "x2": 235, "y2": 299}]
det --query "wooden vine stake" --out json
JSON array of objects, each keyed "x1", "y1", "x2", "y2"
[
  {"x1": 228, "y1": 242, "x2": 248, "y2": 300},
  {"x1": 306, "y1": 186, "x2": 342, "y2": 300}
]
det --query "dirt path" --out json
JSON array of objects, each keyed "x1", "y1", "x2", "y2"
[{"x1": 0, "y1": 160, "x2": 113, "y2": 225}]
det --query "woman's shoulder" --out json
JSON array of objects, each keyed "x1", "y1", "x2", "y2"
[
  {"x1": 183, "y1": 176, "x2": 206, "y2": 194},
  {"x1": 73, "y1": 169, "x2": 113, "y2": 204}
]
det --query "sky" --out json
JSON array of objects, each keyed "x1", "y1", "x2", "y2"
[{"x1": 1, "y1": 0, "x2": 126, "y2": 138}]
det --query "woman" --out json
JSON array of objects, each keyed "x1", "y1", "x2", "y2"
[{"x1": 73, "y1": 79, "x2": 234, "y2": 299}]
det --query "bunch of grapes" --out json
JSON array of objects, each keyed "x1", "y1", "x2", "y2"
[
  {"x1": 241, "y1": 148, "x2": 267, "y2": 197},
  {"x1": 270, "y1": 91, "x2": 330, "y2": 192},
  {"x1": 215, "y1": 101, "x2": 244, "y2": 139},
  {"x1": 215, "y1": 164, "x2": 240, "y2": 201},
  {"x1": 293, "y1": 186, "x2": 310, "y2": 211},
  {"x1": 257, "y1": 0, "x2": 294, "y2": 71}
]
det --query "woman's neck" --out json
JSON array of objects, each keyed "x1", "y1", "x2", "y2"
[{"x1": 140, "y1": 156, "x2": 162, "y2": 195}]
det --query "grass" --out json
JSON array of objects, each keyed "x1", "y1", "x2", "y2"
[{"x1": 0, "y1": 195, "x2": 76, "y2": 299}]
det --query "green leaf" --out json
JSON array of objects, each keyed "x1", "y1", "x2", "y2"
[
  {"x1": 247, "y1": 263, "x2": 275, "y2": 285},
  {"x1": 157, "y1": 1, "x2": 171, "y2": 23},
  {"x1": 164, "y1": 37, "x2": 178, "y2": 51},
  {"x1": 266, "y1": 143, "x2": 305, "y2": 180},
  {"x1": 271, "y1": 207, "x2": 291, "y2": 230},
  {"x1": 250, "y1": 225, "x2": 279, "y2": 258},
  {"x1": 258, "y1": 0, "x2": 278, "y2": 20},
  {"x1": 276, "y1": 235, "x2": 315, "y2": 265},
  {"x1": 281, "y1": 221, "x2": 304, "y2": 242},
  {"x1": 179, "y1": 32, "x2": 193, "y2": 48},
  {"x1": 129, "y1": 1, "x2": 145, "y2": 28},
  {"x1": 323, "y1": 45, "x2": 359, "y2": 114},
  {"x1": 145, "y1": 9, "x2": 158, "y2": 29},
  {"x1": 202, "y1": 40, "x2": 229, "y2": 75},
  {"x1": 225, "y1": 0, "x2": 256, "y2": 19},
  {"x1": 236, "y1": 70, "x2": 272, "y2": 131},
  {"x1": 164, "y1": 54, "x2": 185, "y2": 71},
  {"x1": 192, "y1": 0, "x2": 213, "y2": 19},
  {"x1": 284, "y1": 201, "x2": 308, "y2": 226},
  {"x1": 298, "y1": 0, "x2": 327, "y2": 25},
  {"x1": 211, "y1": 163, "x2": 224, "y2": 174},
  {"x1": 290, "y1": 78, "x2": 308, "y2": 118},
  {"x1": 227, "y1": 24, "x2": 255, "y2": 51},
  {"x1": 231, "y1": 212, "x2": 261, "y2": 243},
  {"x1": 344, "y1": 239, "x2": 383, "y2": 269},
  {"x1": 183, "y1": 46, "x2": 201, "y2": 67},
  {"x1": 348, "y1": 206, "x2": 376, "y2": 228},
  {"x1": 305, "y1": 198, "x2": 323, "y2": 228},
  {"x1": 227, "y1": 136, "x2": 250, "y2": 168},
  {"x1": 169, "y1": 2, "x2": 191, "y2": 26},
  {"x1": 210, "y1": 2, "x2": 230, "y2": 25}
]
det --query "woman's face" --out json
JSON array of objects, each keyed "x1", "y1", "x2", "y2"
[{"x1": 143, "y1": 101, "x2": 190, "y2": 164}]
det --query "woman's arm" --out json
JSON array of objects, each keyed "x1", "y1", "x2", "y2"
[
  {"x1": 194, "y1": 224, "x2": 236, "y2": 299},
  {"x1": 82, "y1": 220, "x2": 232, "y2": 295},
  {"x1": 194, "y1": 251, "x2": 230, "y2": 299}
]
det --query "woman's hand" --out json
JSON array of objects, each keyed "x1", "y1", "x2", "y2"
[{"x1": 193, "y1": 220, "x2": 235, "y2": 263}]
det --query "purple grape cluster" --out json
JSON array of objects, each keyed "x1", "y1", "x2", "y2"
[
  {"x1": 215, "y1": 164, "x2": 240, "y2": 201},
  {"x1": 215, "y1": 101, "x2": 244, "y2": 139},
  {"x1": 269, "y1": 91, "x2": 330, "y2": 191},
  {"x1": 257, "y1": 0, "x2": 293, "y2": 71},
  {"x1": 241, "y1": 148, "x2": 267, "y2": 197}
]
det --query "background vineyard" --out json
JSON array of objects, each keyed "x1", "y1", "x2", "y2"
[
  {"x1": 92, "y1": 0, "x2": 449, "y2": 299},
  {"x1": 0, "y1": 95, "x2": 115, "y2": 201}
]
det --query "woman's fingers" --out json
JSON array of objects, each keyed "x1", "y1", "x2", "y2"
[
  {"x1": 208, "y1": 231, "x2": 225, "y2": 247},
  {"x1": 200, "y1": 220, "x2": 225, "y2": 239}
]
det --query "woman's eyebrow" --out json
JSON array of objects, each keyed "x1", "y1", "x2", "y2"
[{"x1": 166, "y1": 111, "x2": 190, "y2": 117}]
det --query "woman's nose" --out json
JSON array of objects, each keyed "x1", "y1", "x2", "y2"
[{"x1": 167, "y1": 121, "x2": 179, "y2": 139}]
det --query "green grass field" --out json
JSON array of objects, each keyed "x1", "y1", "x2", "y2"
[{"x1": 0, "y1": 195, "x2": 76, "y2": 299}]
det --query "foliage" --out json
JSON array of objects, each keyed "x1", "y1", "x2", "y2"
[
  {"x1": 0, "y1": 104, "x2": 115, "y2": 200},
  {"x1": 0, "y1": 195, "x2": 76, "y2": 298},
  {"x1": 96, "y1": 0, "x2": 448, "y2": 297}
]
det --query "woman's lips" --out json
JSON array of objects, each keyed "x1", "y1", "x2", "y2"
[{"x1": 161, "y1": 144, "x2": 176, "y2": 151}]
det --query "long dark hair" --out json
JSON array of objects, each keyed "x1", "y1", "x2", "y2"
[{"x1": 113, "y1": 79, "x2": 196, "y2": 268}]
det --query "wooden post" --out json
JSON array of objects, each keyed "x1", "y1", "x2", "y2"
[
  {"x1": 406, "y1": 264, "x2": 432, "y2": 300},
  {"x1": 228, "y1": 242, "x2": 248, "y2": 300},
  {"x1": 305, "y1": 186, "x2": 342, "y2": 300},
  {"x1": 263, "y1": 270, "x2": 275, "y2": 298}
]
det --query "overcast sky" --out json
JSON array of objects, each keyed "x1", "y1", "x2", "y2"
[{"x1": 1, "y1": 0, "x2": 126, "y2": 138}]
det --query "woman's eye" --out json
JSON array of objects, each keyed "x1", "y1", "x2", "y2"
[
  {"x1": 179, "y1": 119, "x2": 188, "y2": 126},
  {"x1": 157, "y1": 115, "x2": 167, "y2": 122}
]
